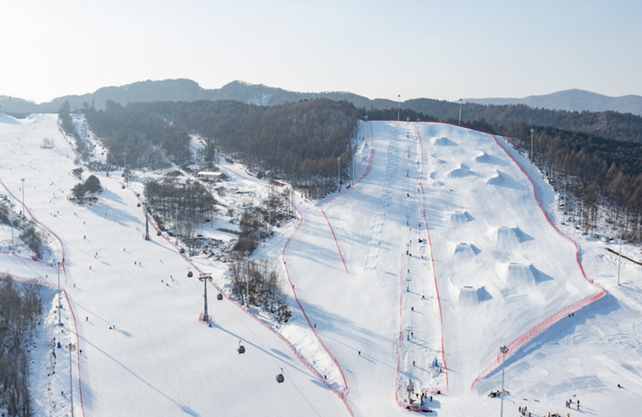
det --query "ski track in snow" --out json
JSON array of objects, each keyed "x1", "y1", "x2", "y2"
[{"x1": 0, "y1": 114, "x2": 640, "y2": 417}]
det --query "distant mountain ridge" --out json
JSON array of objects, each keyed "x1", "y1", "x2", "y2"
[
  {"x1": 1, "y1": 79, "x2": 640, "y2": 116},
  {"x1": 465, "y1": 89, "x2": 642, "y2": 116}
]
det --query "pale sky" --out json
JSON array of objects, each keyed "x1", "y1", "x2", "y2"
[{"x1": 1, "y1": 0, "x2": 640, "y2": 104}]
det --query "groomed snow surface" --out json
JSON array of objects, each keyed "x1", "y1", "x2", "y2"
[{"x1": 0, "y1": 114, "x2": 640, "y2": 416}]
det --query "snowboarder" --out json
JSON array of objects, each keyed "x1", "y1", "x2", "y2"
[
  {"x1": 83, "y1": 235, "x2": 86, "y2": 239},
  {"x1": 89, "y1": 266, "x2": 91, "y2": 270},
  {"x1": 358, "y1": 351, "x2": 361, "y2": 356},
  {"x1": 86, "y1": 317, "x2": 88, "y2": 321},
  {"x1": 411, "y1": 307, "x2": 414, "y2": 311},
  {"x1": 413, "y1": 361, "x2": 415, "y2": 366}
]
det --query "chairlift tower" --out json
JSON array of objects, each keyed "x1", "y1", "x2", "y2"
[
  {"x1": 20, "y1": 178, "x2": 25, "y2": 218},
  {"x1": 57, "y1": 262, "x2": 62, "y2": 325},
  {"x1": 499, "y1": 345, "x2": 509, "y2": 417},
  {"x1": 198, "y1": 273, "x2": 213, "y2": 321},
  {"x1": 144, "y1": 201, "x2": 150, "y2": 240}
]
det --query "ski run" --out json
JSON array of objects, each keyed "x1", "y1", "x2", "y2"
[{"x1": 0, "y1": 113, "x2": 640, "y2": 416}]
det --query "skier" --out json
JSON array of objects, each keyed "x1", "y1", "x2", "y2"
[{"x1": 86, "y1": 317, "x2": 88, "y2": 321}]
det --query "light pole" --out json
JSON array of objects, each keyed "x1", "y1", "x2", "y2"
[
  {"x1": 20, "y1": 178, "x2": 25, "y2": 218},
  {"x1": 530, "y1": 128, "x2": 534, "y2": 161},
  {"x1": 57, "y1": 262, "x2": 62, "y2": 325},
  {"x1": 10, "y1": 209, "x2": 14, "y2": 250},
  {"x1": 617, "y1": 231, "x2": 622, "y2": 286},
  {"x1": 144, "y1": 200, "x2": 150, "y2": 241},
  {"x1": 458, "y1": 99, "x2": 462, "y2": 125},
  {"x1": 398, "y1": 95, "x2": 401, "y2": 121},
  {"x1": 337, "y1": 156, "x2": 341, "y2": 189},
  {"x1": 199, "y1": 273, "x2": 213, "y2": 321},
  {"x1": 500, "y1": 345, "x2": 509, "y2": 417}
]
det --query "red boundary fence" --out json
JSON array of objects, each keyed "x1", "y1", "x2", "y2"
[
  {"x1": 469, "y1": 128, "x2": 605, "y2": 388},
  {"x1": 211, "y1": 162, "x2": 355, "y2": 416},
  {"x1": 320, "y1": 121, "x2": 376, "y2": 274},
  {"x1": 397, "y1": 118, "x2": 605, "y2": 388},
  {"x1": 414, "y1": 123, "x2": 450, "y2": 393}
]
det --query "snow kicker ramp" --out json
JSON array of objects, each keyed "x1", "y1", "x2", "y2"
[
  {"x1": 287, "y1": 120, "x2": 602, "y2": 415},
  {"x1": 417, "y1": 123, "x2": 603, "y2": 399}
]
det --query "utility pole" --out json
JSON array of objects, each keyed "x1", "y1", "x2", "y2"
[
  {"x1": 57, "y1": 261, "x2": 62, "y2": 325},
  {"x1": 617, "y1": 231, "x2": 622, "y2": 286},
  {"x1": 144, "y1": 201, "x2": 150, "y2": 240},
  {"x1": 10, "y1": 209, "x2": 14, "y2": 250},
  {"x1": 20, "y1": 178, "x2": 25, "y2": 218},
  {"x1": 500, "y1": 345, "x2": 509, "y2": 417},
  {"x1": 530, "y1": 128, "x2": 534, "y2": 161},
  {"x1": 199, "y1": 273, "x2": 213, "y2": 321},
  {"x1": 398, "y1": 95, "x2": 401, "y2": 121},
  {"x1": 458, "y1": 99, "x2": 462, "y2": 125},
  {"x1": 68, "y1": 342, "x2": 76, "y2": 417}
]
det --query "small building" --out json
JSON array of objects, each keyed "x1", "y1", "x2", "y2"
[{"x1": 197, "y1": 171, "x2": 223, "y2": 181}]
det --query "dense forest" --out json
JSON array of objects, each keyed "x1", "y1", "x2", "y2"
[
  {"x1": 78, "y1": 97, "x2": 642, "y2": 240},
  {"x1": 0, "y1": 277, "x2": 43, "y2": 416},
  {"x1": 84, "y1": 98, "x2": 359, "y2": 198}
]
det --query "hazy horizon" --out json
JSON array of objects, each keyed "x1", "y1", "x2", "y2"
[{"x1": 1, "y1": 0, "x2": 640, "y2": 104}]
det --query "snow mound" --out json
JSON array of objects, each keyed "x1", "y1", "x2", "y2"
[
  {"x1": 457, "y1": 285, "x2": 492, "y2": 305},
  {"x1": 453, "y1": 243, "x2": 480, "y2": 257},
  {"x1": 502, "y1": 262, "x2": 536, "y2": 287},
  {"x1": 486, "y1": 170, "x2": 505, "y2": 185},
  {"x1": 433, "y1": 137, "x2": 458, "y2": 146},
  {"x1": 486, "y1": 169, "x2": 526, "y2": 190},
  {"x1": 474, "y1": 152, "x2": 507, "y2": 166},
  {"x1": 493, "y1": 226, "x2": 533, "y2": 248},
  {"x1": 447, "y1": 163, "x2": 475, "y2": 178},
  {"x1": 449, "y1": 211, "x2": 474, "y2": 224},
  {"x1": 0, "y1": 113, "x2": 20, "y2": 125}
]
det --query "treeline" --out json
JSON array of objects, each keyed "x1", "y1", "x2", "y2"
[
  {"x1": 502, "y1": 122, "x2": 642, "y2": 241},
  {"x1": 398, "y1": 100, "x2": 642, "y2": 144},
  {"x1": 228, "y1": 260, "x2": 291, "y2": 324},
  {"x1": 85, "y1": 100, "x2": 192, "y2": 169},
  {"x1": 84, "y1": 99, "x2": 359, "y2": 197},
  {"x1": 144, "y1": 178, "x2": 217, "y2": 255},
  {"x1": 0, "y1": 201, "x2": 47, "y2": 259},
  {"x1": 0, "y1": 277, "x2": 43, "y2": 416}
]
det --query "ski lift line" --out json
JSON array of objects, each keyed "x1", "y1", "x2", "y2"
[
  {"x1": 414, "y1": 122, "x2": 450, "y2": 393},
  {"x1": 223, "y1": 296, "x2": 319, "y2": 417},
  {"x1": 468, "y1": 129, "x2": 606, "y2": 388},
  {"x1": 62, "y1": 289, "x2": 86, "y2": 417},
  {"x1": 212, "y1": 167, "x2": 354, "y2": 415},
  {"x1": 394, "y1": 253, "x2": 405, "y2": 407}
]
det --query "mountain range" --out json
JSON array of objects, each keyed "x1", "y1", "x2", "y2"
[{"x1": 1, "y1": 79, "x2": 640, "y2": 116}]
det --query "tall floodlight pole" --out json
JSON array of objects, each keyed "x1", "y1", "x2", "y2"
[
  {"x1": 337, "y1": 156, "x2": 341, "y2": 189},
  {"x1": 500, "y1": 345, "x2": 509, "y2": 417},
  {"x1": 398, "y1": 95, "x2": 401, "y2": 121},
  {"x1": 10, "y1": 209, "x2": 14, "y2": 250},
  {"x1": 57, "y1": 262, "x2": 62, "y2": 325},
  {"x1": 68, "y1": 343, "x2": 76, "y2": 417},
  {"x1": 458, "y1": 99, "x2": 463, "y2": 125},
  {"x1": 617, "y1": 231, "x2": 622, "y2": 286},
  {"x1": 144, "y1": 201, "x2": 150, "y2": 240},
  {"x1": 20, "y1": 178, "x2": 25, "y2": 218},
  {"x1": 199, "y1": 273, "x2": 213, "y2": 321},
  {"x1": 530, "y1": 128, "x2": 534, "y2": 161}
]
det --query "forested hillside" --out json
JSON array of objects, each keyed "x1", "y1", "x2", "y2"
[{"x1": 84, "y1": 98, "x2": 359, "y2": 198}]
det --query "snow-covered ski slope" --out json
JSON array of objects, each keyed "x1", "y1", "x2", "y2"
[
  {"x1": 0, "y1": 114, "x2": 640, "y2": 417},
  {"x1": 0, "y1": 114, "x2": 350, "y2": 417}
]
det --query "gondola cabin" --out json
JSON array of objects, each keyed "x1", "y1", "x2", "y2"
[
  {"x1": 137, "y1": 203, "x2": 141, "y2": 207},
  {"x1": 238, "y1": 341, "x2": 245, "y2": 354},
  {"x1": 157, "y1": 231, "x2": 162, "y2": 236},
  {"x1": 187, "y1": 271, "x2": 193, "y2": 278},
  {"x1": 217, "y1": 293, "x2": 223, "y2": 301},
  {"x1": 276, "y1": 368, "x2": 285, "y2": 383}
]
